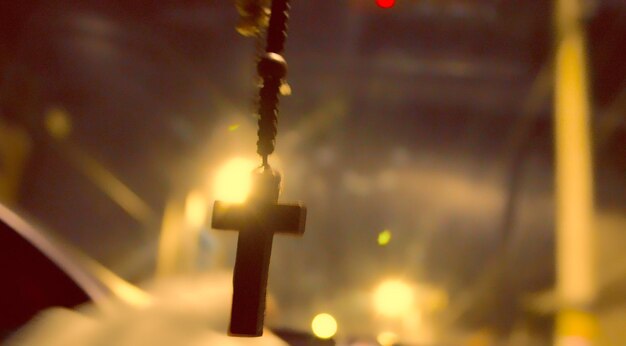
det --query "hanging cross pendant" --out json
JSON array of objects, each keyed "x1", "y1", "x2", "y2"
[
  {"x1": 213, "y1": 0, "x2": 302, "y2": 337},
  {"x1": 212, "y1": 169, "x2": 306, "y2": 336}
]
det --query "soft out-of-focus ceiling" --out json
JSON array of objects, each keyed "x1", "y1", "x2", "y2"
[{"x1": 1, "y1": 0, "x2": 624, "y2": 341}]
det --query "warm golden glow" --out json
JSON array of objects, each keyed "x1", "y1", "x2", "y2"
[
  {"x1": 311, "y1": 313, "x2": 337, "y2": 339},
  {"x1": 425, "y1": 288, "x2": 449, "y2": 312},
  {"x1": 213, "y1": 157, "x2": 256, "y2": 203},
  {"x1": 377, "y1": 331, "x2": 399, "y2": 346},
  {"x1": 373, "y1": 280, "x2": 415, "y2": 317},
  {"x1": 185, "y1": 190, "x2": 207, "y2": 228}
]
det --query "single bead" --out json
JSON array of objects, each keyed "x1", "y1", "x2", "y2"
[{"x1": 257, "y1": 53, "x2": 287, "y2": 80}]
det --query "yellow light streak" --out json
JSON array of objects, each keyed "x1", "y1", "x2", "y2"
[{"x1": 554, "y1": 0, "x2": 597, "y2": 342}]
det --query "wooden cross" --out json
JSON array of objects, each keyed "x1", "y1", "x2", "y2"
[{"x1": 211, "y1": 169, "x2": 306, "y2": 336}]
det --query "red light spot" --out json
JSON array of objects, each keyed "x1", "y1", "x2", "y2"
[{"x1": 376, "y1": 0, "x2": 395, "y2": 8}]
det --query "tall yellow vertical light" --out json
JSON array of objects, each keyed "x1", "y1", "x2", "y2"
[{"x1": 554, "y1": 0, "x2": 597, "y2": 343}]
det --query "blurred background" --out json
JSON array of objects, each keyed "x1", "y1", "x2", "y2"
[{"x1": 0, "y1": 0, "x2": 624, "y2": 345}]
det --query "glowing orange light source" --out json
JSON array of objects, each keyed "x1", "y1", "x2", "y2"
[{"x1": 376, "y1": 0, "x2": 395, "y2": 9}]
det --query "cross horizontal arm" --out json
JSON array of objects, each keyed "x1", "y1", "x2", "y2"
[{"x1": 212, "y1": 201, "x2": 306, "y2": 235}]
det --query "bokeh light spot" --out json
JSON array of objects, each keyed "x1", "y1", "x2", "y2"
[
  {"x1": 373, "y1": 280, "x2": 415, "y2": 317},
  {"x1": 279, "y1": 82, "x2": 292, "y2": 96},
  {"x1": 311, "y1": 313, "x2": 337, "y2": 339},
  {"x1": 213, "y1": 157, "x2": 256, "y2": 203},
  {"x1": 376, "y1": 0, "x2": 395, "y2": 9},
  {"x1": 45, "y1": 107, "x2": 72, "y2": 139},
  {"x1": 378, "y1": 229, "x2": 392, "y2": 246}
]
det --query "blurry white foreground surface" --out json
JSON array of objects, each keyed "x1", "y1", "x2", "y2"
[{"x1": 8, "y1": 272, "x2": 286, "y2": 346}]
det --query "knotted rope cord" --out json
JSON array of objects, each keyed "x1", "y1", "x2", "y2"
[{"x1": 255, "y1": 0, "x2": 291, "y2": 169}]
